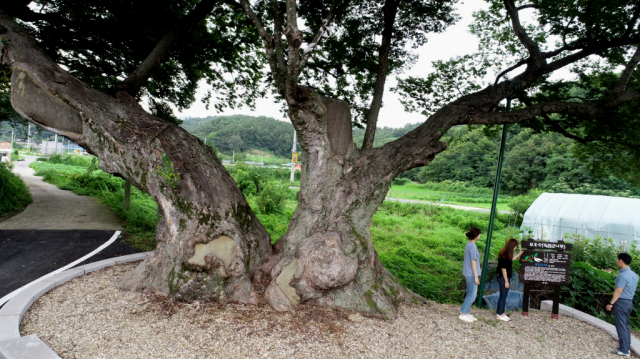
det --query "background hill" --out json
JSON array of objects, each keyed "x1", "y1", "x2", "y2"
[
  {"x1": 181, "y1": 115, "x2": 639, "y2": 197},
  {"x1": 180, "y1": 115, "x2": 420, "y2": 157},
  {"x1": 181, "y1": 115, "x2": 295, "y2": 158}
]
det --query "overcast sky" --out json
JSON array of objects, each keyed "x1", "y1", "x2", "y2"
[{"x1": 177, "y1": 1, "x2": 490, "y2": 128}]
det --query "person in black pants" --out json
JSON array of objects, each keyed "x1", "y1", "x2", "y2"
[
  {"x1": 606, "y1": 253, "x2": 639, "y2": 357},
  {"x1": 496, "y1": 238, "x2": 524, "y2": 321}
]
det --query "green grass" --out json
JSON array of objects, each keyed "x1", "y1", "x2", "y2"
[
  {"x1": 388, "y1": 182, "x2": 511, "y2": 211},
  {"x1": 0, "y1": 163, "x2": 32, "y2": 218}
]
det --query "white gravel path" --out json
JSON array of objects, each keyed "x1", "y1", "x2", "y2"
[{"x1": 21, "y1": 263, "x2": 632, "y2": 358}]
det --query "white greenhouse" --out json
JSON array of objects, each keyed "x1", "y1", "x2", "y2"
[{"x1": 521, "y1": 193, "x2": 640, "y2": 246}]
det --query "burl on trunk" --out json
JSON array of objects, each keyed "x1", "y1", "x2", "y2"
[{"x1": 264, "y1": 94, "x2": 422, "y2": 314}]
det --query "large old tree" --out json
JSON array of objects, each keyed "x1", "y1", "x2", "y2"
[{"x1": 1, "y1": 0, "x2": 639, "y2": 315}]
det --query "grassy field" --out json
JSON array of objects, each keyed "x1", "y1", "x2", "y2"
[{"x1": 388, "y1": 182, "x2": 511, "y2": 211}]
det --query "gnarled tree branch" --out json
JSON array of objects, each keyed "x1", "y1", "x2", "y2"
[
  {"x1": 615, "y1": 46, "x2": 640, "y2": 94},
  {"x1": 517, "y1": 94, "x2": 590, "y2": 144},
  {"x1": 298, "y1": 2, "x2": 337, "y2": 72},
  {"x1": 468, "y1": 90, "x2": 640, "y2": 126},
  {"x1": 516, "y1": 4, "x2": 538, "y2": 11},
  {"x1": 284, "y1": 0, "x2": 302, "y2": 102},
  {"x1": 503, "y1": 0, "x2": 544, "y2": 66},
  {"x1": 361, "y1": 0, "x2": 399, "y2": 151},
  {"x1": 115, "y1": 0, "x2": 219, "y2": 97},
  {"x1": 270, "y1": 0, "x2": 287, "y2": 76},
  {"x1": 494, "y1": 58, "x2": 528, "y2": 85},
  {"x1": 238, "y1": 0, "x2": 283, "y2": 86}
]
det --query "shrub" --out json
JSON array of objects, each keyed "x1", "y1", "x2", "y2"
[
  {"x1": 47, "y1": 154, "x2": 95, "y2": 167},
  {"x1": 419, "y1": 180, "x2": 494, "y2": 195},
  {"x1": 507, "y1": 189, "x2": 542, "y2": 215},
  {"x1": 392, "y1": 177, "x2": 409, "y2": 186},
  {"x1": 558, "y1": 261, "x2": 630, "y2": 327},
  {"x1": 0, "y1": 163, "x2": 32, "y2": 217},
  {"x1": 256, "y1": 184, "x2": 289, "y2": 214}
]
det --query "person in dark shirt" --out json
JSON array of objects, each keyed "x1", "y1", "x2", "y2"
[{"x1": 495, "y1": 238, "x2": 524, "y2": 321}]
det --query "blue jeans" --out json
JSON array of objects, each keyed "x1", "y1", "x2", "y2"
[
  {"x1": 460, "y1": 276, "x2": 477, "y2": 314},
  {"x1": 496, "y1": 277, "x2": 510, "y2": 315},
  {"x1": 614, "y1": 299, "x2": 634, "y2": 354}
]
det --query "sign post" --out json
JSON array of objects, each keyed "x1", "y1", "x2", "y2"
[{"x1": 519, "y1": 240, "x2": 572, "y2": 319}]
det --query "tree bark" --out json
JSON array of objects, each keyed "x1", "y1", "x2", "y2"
[
  {"x1": 261, "y1": 93, "x2": 428, "y2": 315},
  {"x1": 1, "y1": 10, "x2": 273, "y2": 304}
]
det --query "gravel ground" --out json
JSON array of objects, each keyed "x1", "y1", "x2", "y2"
[{"x1": 21, "y1": 263, "x2": 634, "y2": 359}]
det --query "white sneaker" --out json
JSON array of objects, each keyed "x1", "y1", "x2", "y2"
[
  {"x1": 468, "y1": 314, "x2": 478, "y2": 321},
  {"x1": 459, "y1": 314, "x2": 474, "y2": 322},
  {"x1": 497, "y1": 314, "x2": 511, "y2": 321}
]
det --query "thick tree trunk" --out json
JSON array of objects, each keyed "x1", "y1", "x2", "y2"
[
  {"x1": 1, "y1": 11, "x2": 273, "y2": 304},
  {"x1": 1, "y1": 10, "x2": 437, "y2": 316},
  {"x1": 264, "y1": 94, "x2": 425, "y2": 316}
]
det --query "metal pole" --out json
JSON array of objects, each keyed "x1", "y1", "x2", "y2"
[
  {"x1": 290, "y1": 130, "x2": 297, "y2": 183},
  {"x1": 27, "y1": 124, "x2": 31, "y2": 153},
  {"x1": 476, "y1": 99, "x2": 512, "y2": 308},
  {"x1": 124, "y1": 180, "x2": 131, "y2": 210}
]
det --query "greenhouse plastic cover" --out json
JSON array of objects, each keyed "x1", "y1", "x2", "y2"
[{"x1": 521, "y1": 193, "x2": 640, "y2": 245}]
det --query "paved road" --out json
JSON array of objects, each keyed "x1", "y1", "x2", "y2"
[
  {"x1": 0, "y1": 156, "x2": 139, "y2": 302},
  {"x1": 385, "y1": 197, "x2": 512, "y2": 215},
  {"x1": 289, "y1": 187, "x2": 511, "y2": 214},
  {"x1": 0, "y1": 155, "x2": 123, "y2": 230},
  {"x1": 0, "y1": 230, "x2": 141, "y2": 299}
]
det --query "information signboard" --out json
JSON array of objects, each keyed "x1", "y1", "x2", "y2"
[
  {"x1": 519, "y1": 240, "x2": 573, "y2": 318},
  {"x1": 519, "y1": 250, "x2": 571, "y2": 285}
]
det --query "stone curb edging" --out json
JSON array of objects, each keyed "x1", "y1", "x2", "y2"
[
  {"x1": 0, "y1": 252, "x2": 151, "y2": 359},
  {"x1": 540, "y1": 300, "x2": 640, "y2": 356}
]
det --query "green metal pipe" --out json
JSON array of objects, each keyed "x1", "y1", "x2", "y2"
[{"x1": 476, "y1": 98, "x2": 511, "y2": 308}]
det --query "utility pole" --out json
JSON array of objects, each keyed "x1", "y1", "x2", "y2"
[
  {"x1": 232, "y1": 150, "x2": 235, "y2": 164},
  {"x1": 54, "y1": 134, "x2": 58, "y2": 154},
  {"x1": 290, "y1": 130, "x2": 297, "y2": 183}
]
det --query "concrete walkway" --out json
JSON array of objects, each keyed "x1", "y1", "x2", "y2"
[
  {"x1": 0, "y1": 155, "x2": 122, "y2": 230},
  {"x1": 289, "y1": 186, "x2": 511, "y2": 214},
  {"x1": 385, "y1": 197, "x2": 512, "y2": 215}
]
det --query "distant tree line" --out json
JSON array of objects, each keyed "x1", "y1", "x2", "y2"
[
  {"x1": 183, "y1": 115, "x2": 638, "y2": 197},
  {"x1": 402, "y1": 125, "x2": 640, "y2": 197},
  {"x1": 181, "y1": 115, "x2": 295, "y2": 158}
]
